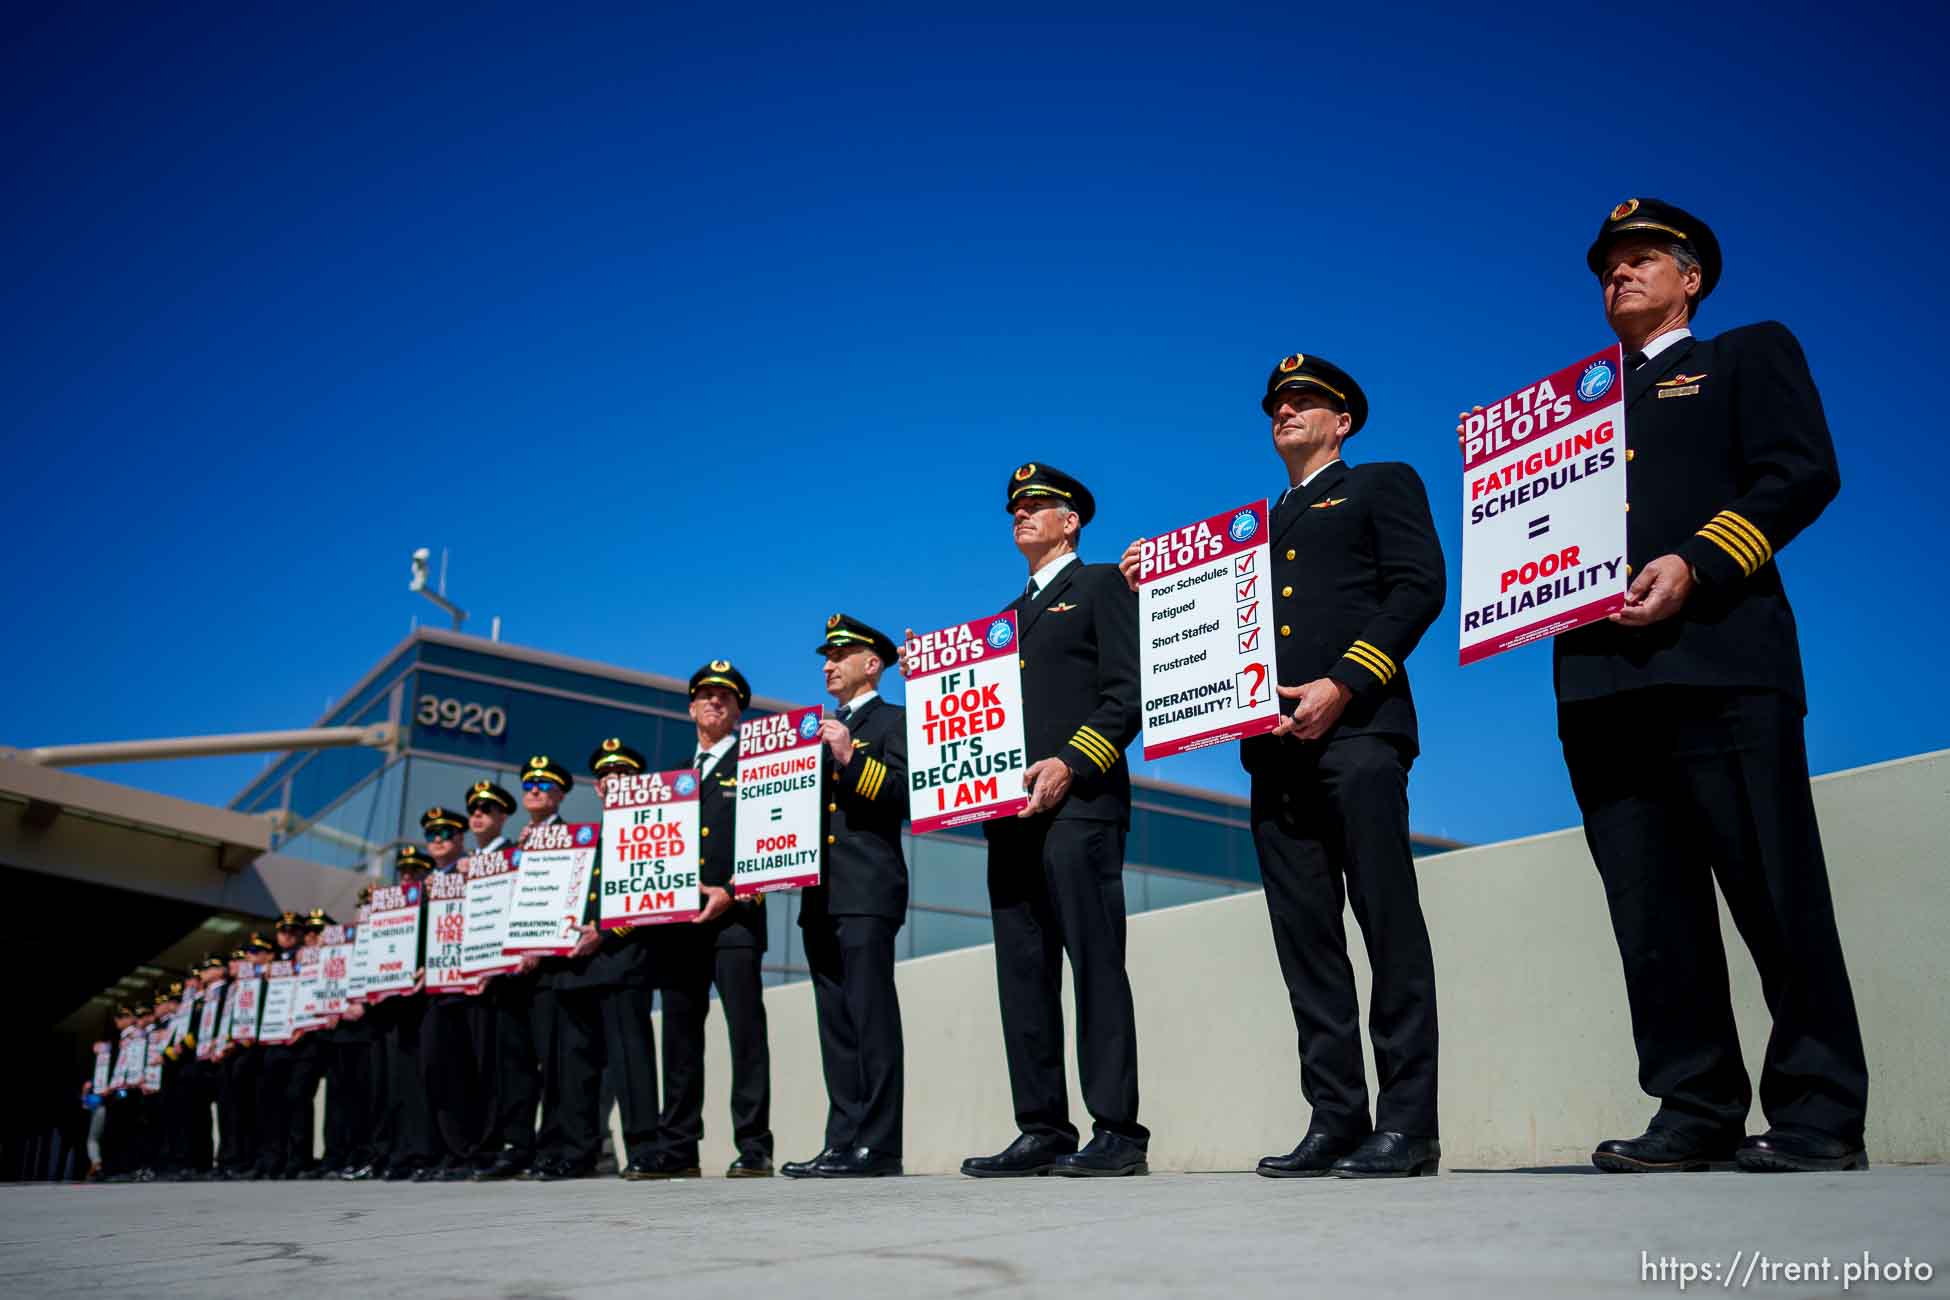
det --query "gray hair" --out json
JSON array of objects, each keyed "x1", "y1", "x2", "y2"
[{"x1": 1668, "y1": 243, "x2": 1702, "y2": 318}]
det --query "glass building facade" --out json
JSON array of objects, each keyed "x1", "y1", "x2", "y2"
[{"x1": 233, "y1": 629, "x2": 1458, "y2": 986}]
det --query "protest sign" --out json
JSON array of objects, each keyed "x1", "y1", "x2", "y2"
[
  {"x1": 142, "y1": 1027, "x2": 165, "y2": 1093},
  {"x1": 91, "y1": 1041, "x2": 111, "y2": 1094},
  {"x1": 292, "y1": 948, "x2": 328, "y2": 1034},
  {"x1": 733, "y1": 706, "x2": 824, "y2": 897},
  {"x1": 226, "y1": 971, "x2": 262, "y2": 1046},
  {"x1": 363, "y1": 883, "x2": 424, "y2": 1002},
  {"x1": 460, "y1": 849, "x2": 522, "y2": 979},
  {"x1": 1460, "y1": 344, "x2": 1629, "y2": 664},
  {"x1": 256, "y1": 962, "x2": 298, "y2": 1045},
  {"x1": 424, "y1": 869, "x2": 475, "y2": 993},
  {"x1": 195, "y1": 980, "x2": 226, "y2": 1060},
  {"x1": 1133, "y1": 501, "x2": 1281, "y2": 759},
  {"x1": 347, "y1": 907, "x2": 373, "y2": 1002},
  {"x1": 316, "y1": 927, "x2": 350, "y2": 1020},
  {"x1": 600, "y1": 769, "x2": 702, "y2": 928},
  {"x1": 504, "y1": 822, "x2": 599, "y2": 956},
  {"x1": 904, "y1": 611, "x2": 1030, "y2": 832},
  {"x1": 112, "y1": 1028, "x2": 141, "y2": 1090}
]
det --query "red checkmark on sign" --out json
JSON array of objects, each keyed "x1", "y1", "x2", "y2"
[
  {"x1": 1235, "y1": 576, "x2": 1258, "y2": 602},
  {"x1": 1237, "y1": 627, "x2": 1260, "y2": 653},
  {"x1": 1236, "y1": 601, "x2": 1259, "y2": 627},
  {"x1": 1235, "y1": 552, "x2": 1256, "y2": 576}
]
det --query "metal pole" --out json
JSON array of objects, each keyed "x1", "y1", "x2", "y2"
[{"x1": 12, "y1": 722, "x2": 397, "y2": 768}]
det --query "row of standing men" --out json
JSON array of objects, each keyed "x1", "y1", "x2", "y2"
[{"x1": 89, "y1": 193, "x2": 1870, "y2": 1181}]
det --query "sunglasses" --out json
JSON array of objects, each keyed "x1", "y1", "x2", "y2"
[
  {"x1": 521, "y1": 780, "x2": 559, "y2": 793},
  {"x1": 426, "y1": 828, "x2": 461, "y2": 842}
]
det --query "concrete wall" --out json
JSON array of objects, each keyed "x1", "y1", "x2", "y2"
[{"x1": 660, "y1": 749, "x2": 1948, "y2": 1171}]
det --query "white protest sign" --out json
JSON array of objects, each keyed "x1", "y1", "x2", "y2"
[
  {"x1": 1460, "y1": 344, "x2": 1629, "y2": 663},
  {"x1": 600, "y1": 769, "x2": 702, "y2": 928},
  {"x1": 256, "y1": 962, "x2": 298, "y2": 1045},
  {"x1": 316, "y1": 927, "x2": 350, "y2": 1021},
  {"x1": 227, "y1": 971, "x2": 262, "y2": 1046},
  {"x1": 424, "y1": 869, "x2": 475, "y2": 993},
  {"x1": 734, "y1": 706, "x2": 824, "y2": 897},
  {"x1": 904, "y1": 611, "x2": 1029, "y2": 832},
  {"x1": 142, "y1": 1027, "x2": 165, "y2": 1092},
  {"x1": 291, "y1": 949, "x2": 328, "y2": 1034},
  {"x1": 503, "y1": 822, "x2": 600, "y2": 956},
  {"x1": 460, "y1": 849, "x2": 522, "y2": 979},
  {"x1": 363, "y1": 884, "x2": 424, "y2": 1002},
  {"x1": 196, "y1": 981, "x2": 226, "y2": 1060},
  {"x1": 1134, "y1": 500, "x2": 1281, "y2": 759},
  {"x1": 347, "y1": 909, "x2": 373, "y2": 1002},
  {"x1": 91, "y1": 1041, "x2": 111, "y2": 1094}
]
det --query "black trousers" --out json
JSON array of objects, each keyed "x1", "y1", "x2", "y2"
[
  {"x1": 159, "y1": 1057, "x2": 196, "y2": 1170},
  {"x1": 986, "y1": 817, "x2": 1146, "y2": 1144},
  {"x1": 373, "y1": 1000, "x2": 436, "y2": 1171},
  {"x1": 173, "y1": 1059, "x2": 216, "y2": 1172},
  {"x1": 330, "y1": 1028, "x2": 378, "y2": 1170},
  {"x1": 421, "y1": 996, "x2": 486, "y2": 1169},
  {"x1": 483, "y1": 976, "x2": 539, "y2": 1164},
  {"x1": 544, "y1": 985, "x2": 659, "y2": 1169},
  {"x1": 253, "y1": 1044, "x2": 295, "y2": 1173},
  {"x1": 803, "y1": 914, "x2": 904, "y2": 1155},
  {"x1": 1251, "y1": 733, "x2": 1440, "y2": 1138},
  {"x1": 656, "y1": 939, "x2": 773, "y2": 1161},
  {"x1": 101, "y1": 1094, "x2": 142, "y2": 1174},
  {"x1": 1562, "y1": 687, "x2": 1868, "y2": 1143},
  {"x1": 284, "y1": 1036, "x2": 324, "y2": 1171},
  {"x1": 218, "y1": 1051, "x2": 258, "y2": 1173}
]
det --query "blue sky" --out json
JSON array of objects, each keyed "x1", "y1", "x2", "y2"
[{"x1": 4, "y1": 2, "x2": 1944, "y2": 846}]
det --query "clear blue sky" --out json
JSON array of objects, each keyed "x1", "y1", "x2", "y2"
[{"x1": 4, "y1": 2, "x2": 1944, "y2": 846}]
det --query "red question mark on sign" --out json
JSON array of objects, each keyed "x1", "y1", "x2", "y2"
[{"x1": 1240, "y1": 662, "x2": 1268, "y2": 706}]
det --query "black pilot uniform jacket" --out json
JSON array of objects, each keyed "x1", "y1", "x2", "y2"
[
  {"x1": 1554, "y1": 322, "x2": 1839, "y2": 708},
  {"x1": 1242, "y1": 460, "x2": 1446, "y2": 769},
  {"x1": 987, "y1": 559, "x2": 1141, "y2": 830},
  {"x1": 805, "y1": 694, "x2": 909, "y2": 923}
]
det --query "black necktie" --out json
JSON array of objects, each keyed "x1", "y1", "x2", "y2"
[
  {"x1": 1022, "y1": 579, "x2": 1038, "y2": 601},
  {"x1": 836, "y1": 704, "x2": 852, "y2": 723},
  {"x1": 693, "y1": 751, "x2": 708, "y2": 771},
  {"x1": 1627, "y1": 350, "x2": 1648, "y2": 371}
]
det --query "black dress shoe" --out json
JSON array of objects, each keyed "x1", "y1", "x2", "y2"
[
  {"x1": 623, "y1": 1151, "x2": 701, "y2": 1180},
  {"x1": 1331, "y1": 1131, "x2": 1441, "y2": 1178},
  {"x1": 815, "y1": 1147, "x2": 903, "y2": 1178},
  {"x1": 1050, "y1": 1131, "x2": 1148, "y2": 1178},
  {"x1": 1257, "y1": 1131, "x2": 1364, "y2": 1179},
  {"x1": 1592, "y1": 1128, "x2": 1739, "y2": 1173},
  {"x1": 781, "y1": 1148, "x2": 841, "y2": 1179},
  {"x1": 381, "y1": 1165, "x2": 418, "y2": 1182},
  {"x1": 472, "y1": 1156, "x2": 530, "y2": 1182},
  {"x1": 1736, "y1": 1128, "x2": 1868, "y2": 1173},
  {"x1": 726, "y1": 1152, "x2": 774, "y2": 1178},
  {"x1": 410, "y1": 1166, "x2": 443, "y2": 1182},
  {"x1": 961, "y1": 1133, "x2": 1078, "y2": 1178},
  {"x1": 538, "y1": 1161, "x2": 597, "y2": 1182}
]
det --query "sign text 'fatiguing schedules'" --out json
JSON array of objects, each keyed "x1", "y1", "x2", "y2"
[
  {"x1": 1460, "y1": 344, "x2": 1629, "y2": 664},
  {"x1": 734, "y1": 706, "x2": 824, "y2": 897},
  {"x1": 363, "y1": 883, "x2": 424, "y2": 1001},
  {"x1": 904, "y1": 611, "x2": 1029, "y2": 833},
  {"x1": 1134, "y1": 501, "x2": 1281, "y2": 759},
  {"x1": 601, "y1": 769, "x2": 702, "y2": 927}
]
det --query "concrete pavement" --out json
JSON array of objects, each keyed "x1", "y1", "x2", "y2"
[{"x1": 2, "y1": 1166, "x2": 1945, "y2": 1298}]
